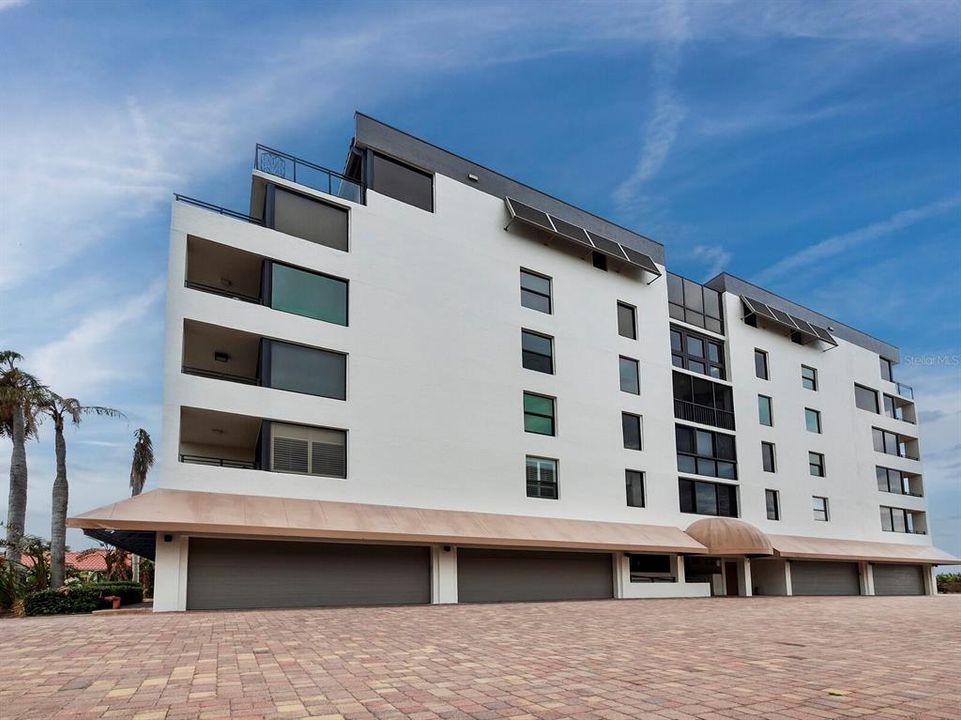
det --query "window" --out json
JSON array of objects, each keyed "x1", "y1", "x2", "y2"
[
  {"x1": 809, "y1": 451, "x2": 825, "y2": 477},
  {"x1": 805, "y1": 408, "x2": 822, "y2": 434},
  {"x1": 629, "y1": 554, "x2": 672, "y2": 581},
  {"x1": 876, "y1": 466, "x2": 918, "y2": 496},
  {"x1": 526, "y1": 456, "x2": 558, "y2": 499},
  {"x1": 619, "y1": 356, "x2": 640, "y2": 394},
  {"x1": 523, "y1": 392, "x2": 555, "y2": 436},
  {"x1": 801, "y1": 365, "x2": 818, "y2": 391},
  {"x1": 761, "y1": 442, "x2": 776, "y2": 473},
  {"x1": 626, "y1": 470, "x2": 645, "y2": 507},
  {"x1": 670, "y1": 326, "x2": 726, "y2": 379},
  {"x1": 592, "y1": 251, "x2": 608, "y2": 271},
  {"x1": 269, "y1": 186, "x2": 349, "y2": 251},
  {"x1": 667, "y1": 273, "x2": 724, "y2": 333},
  {"x1": 617, "y1": 302, "x2": 637, "y2": 339},
  {"x1": 622, "y1": 412, "x2": 643, "y2": 450},
  {"x1": 812, "y1": 496, "x2": 829, "y2": 521},
  {"x1": 270, "y1": 423, "x2": 346, "y2": 478},
  {"x1": 880, "y1": 356, "x2": 894, "y2": 382},
  {"x1": 268, "y1": 262, "x2": 348, "y2": 326},
  {"x1": 678, "y1": 478, "x2": 738, "y2": 517},
  {"x1": 676, "y1": 425, "x2": 737, "y2": 479},
  {"x1": 758, "y1": 395, "x2": 773, "y2": 426},
  {"x1": 765, "y1": 490, "x2": 780, "y2": 521},
  {"x1": 880, "y1": 506, "x2": 924, "y2": 534},
  {"x1": 873, "y1": 428, "x2": 910, "y2": 457},
  {"x1": 671, "y1": 371, "x2": 735, "y2": 430},
  {"x1": 371, "y1": 152, "x2": 433, "y2": 212},
  {"x1": 882, "y1": 394, "x2": 904, "y2": 421},
  {"x1": 521, "y1": 330, "x2": 554, "y2": 374},
  {"x1": 855, "y1": 384, "x2": 879, "y2": 413},
  {"x1": 754, "y1": 349, "x2": 769, "y2": 380},
  {"x1": 520, "y1": 269, "x2": 552, "y2": 314},
  {"x1": 267, "y1": 341, "x2": 346, "y2": 400}
]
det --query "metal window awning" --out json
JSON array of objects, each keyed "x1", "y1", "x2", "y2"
[
  {"x1": 742, "y1": 296, "x2": 837, "y2": 348},
  {"x1": 505, "y1": 197, "x2": 662, "y2": 281}
]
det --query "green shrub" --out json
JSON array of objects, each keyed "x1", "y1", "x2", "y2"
[
  {"x1": 85, "y1": 581, "x2": 144, "y2": 605},
  {"x1": 23, "y1": 587, "x2": 101, "y2": 616}
]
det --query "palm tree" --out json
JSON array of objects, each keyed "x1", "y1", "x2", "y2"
[
  {"x1": 129, "y1": 429, "x2": 153, "y2": 497},
  {"x1": 41, "y1": 393, "x2": 124, "y2": 588},
  {"x1": 0, "y1": 351, "x2": 45, "y2": 563}
]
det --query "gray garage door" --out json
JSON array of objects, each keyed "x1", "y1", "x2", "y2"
[
  {"x1": 791, "y1": 561, "x2": 861, "y2": 596},
  {"x1": 458, "y1": 548, "x2": 613, "y2": 603},
  {"x1": 874, "y1": 564, "x2": 926, "y2": 596},
  {"x1": 186, "y1": 538, "x2": 430, "y2": 610}
]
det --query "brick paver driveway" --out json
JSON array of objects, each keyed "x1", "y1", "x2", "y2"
[{"x1": 2, "y1": 596, "x2": 959, "y2": 720}]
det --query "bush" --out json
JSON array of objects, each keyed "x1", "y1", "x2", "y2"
[
  {"x1": 85, "y1": 581, "x2": 144, "y2": 605},
  {"x1": 937, "y1": 572, "x2": 961, "y2": 594},
  {"x1": 23, "y1": 587, "x2": 101, "y2": 616}
]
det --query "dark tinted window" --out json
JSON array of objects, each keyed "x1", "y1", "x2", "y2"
[
  {"x1": 809, "y1": 451, "x2": 825, "y2": 477},
  {"x1": 629, "y1": 554, "x2": 670, "y2": 574},
  {"x1": 619, "y1": 356, "x2": 640, "y2": 394},
  {"x1": 880, "y1": 357, "x2": 894, "y2": 382},
  {"x1": 671, "y1": 325, "x2": 725, "y2": 379},
  {"x1": 617, "y1": 302, "x2": 637, "y2": 339},
  {"x1": 269, "y1": 262, "x2": 348, "y2": 326},
  {"x1": 267, "y1": 341, "x2": 346, "y2": 400},
  {"x1": 761, "y1": 442, "x2": 776, "y2": 472},
  {"x1": 626, "y1": 470, "x2": 645, "y2": 507},
  {"x1": 754, "y1": 349, "x2": 769, "y2": 380},
  {"x1": 271, "y1": 186, "x2": 348, "y2": 251},
  {"x1": 855, "y1": 384, "x2": 879, "y2": 413},
  {"x1": 678, "y1": 478, "x2": 738, "y2": 517},
  {"x1": 521, "y1": 330, "x2": 553, "y2": 374},
  {"x1": 676, "y1": 425, "x2": 737, "y2": 479},
  {"x1": 520, "y1": 269, "x2": 552, "y2": 314},
  {"x1": 672, "y1": 371, "x2": 734, "y2": 430},
  {"x1": 765, "y1": 489, "x2": 780, "y2": 520},
  {"x1": 523, "y1": 392, "x2": 555, "y2": 436},
  {"x1": 371, "y1": 152, "x2": 433, "y2": 212},
  {"x1": 667, "y1": 273, "x2": 724, "y2": 333},
  {"x1": 622, "y1": 413, "x2": 642, "y2": 450}
]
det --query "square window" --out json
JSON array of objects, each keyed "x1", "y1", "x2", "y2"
[
  {"x1": 765, "y1": 489, "x2": 780, "y2": 521},
  {"x1": 523, "y1": 392, "x2": 555, "y2": 436},
  {"x1": 626, "y1": 470, "x2": 645, "y2": 507},
  {"x1": 619, "y1": 356, "x2": 640, "y2": 394},
  {"x1": 813, "y1": 496, "x2": 829, "y2": 521},
  {"x1": 526, "y1": 456, "x2": 558, "y2": 499},
  {"x1": 855, "y1": 384, "x2": 879, "y2": 413},
  {"x1": 622, "y1": 412, "x2": 643, "y2": 450},
  {"x1": 686, "y1": 335, "x2": 704, "y2": 358},
  {"x1": 617, "y1": 302, "x2": 637, "y2": 339},
  {"x1": 758, "y1": 395, "x2": 773, "y2": 426},
  {"x1": 809, "y1": 451, "x2": 825, "y2": 477},
  {"x1": 754, "y1": 349, "x2": 769, "y2": 380},
  {"x1": 520, "y1": 269, "x2": 552, "y2": 314},
  {"x1": 521, "y1": 330, "x2": 554, "y2": 374},
  {"x1": 761, "y1": 442, "x2": 776, "y2": 473},
  {"x1": 801, "y1": 365, "x2": 818, "y2": 391},
  {"x1": 805, "y1": 408, "x2": 822, "y2": 434}
]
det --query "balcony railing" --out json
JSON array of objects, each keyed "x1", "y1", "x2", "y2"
[
  {"x1": 180, "y1": 454, "x2": 257, "y2": 469},
  {"x1": 182, "y1": 365, "x2": 260, "y2": 385},
  {"x1": 255, "y1": 144, "x2": 365, "y2": 204},
  {"x1": 184, "y1": 280, "x2": 262, "y2": 304},
  {"x1": 174, "y1": 194, "x2": 264, "y2": 225},
  {"x1": 674, "y1": 399, "x2": 736, "y2": 431},
  {"x1": 896, "y1": 382, "x2": 914, "y2": 400}
]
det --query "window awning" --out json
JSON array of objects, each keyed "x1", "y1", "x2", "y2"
[
  {"x1": 505, "y1": 197, "x2": 662, "y2": 279},
  {"x1": 769, "y1": 534, "x2": 958, "y2": 565},
  {"x1": 67, "y1": 489, "x2": 706, "y2": 554},
  {"x1": 742, "y1": 296, "x2": 837, "y2": 347}
]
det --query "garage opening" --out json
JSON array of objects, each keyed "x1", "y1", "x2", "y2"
[
  {"x1": 186, "y1": 538, "x2": 430, "y2": 610},
  {"x1": 791, "y1": 560, "x2": 860, "y2": 596},
  {"x1": 457, "y1": 548, "x2": 613, "y2": 603},
  {"x1": 874, "y1": 564, "x2": 926, "y2": 596}
]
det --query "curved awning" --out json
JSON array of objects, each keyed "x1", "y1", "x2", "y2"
[{"x1": 685, "y1": 517, "x2": 774, "y2": 557}]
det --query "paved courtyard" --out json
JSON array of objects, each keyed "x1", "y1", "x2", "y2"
[{"x1": 1, "y1": 596, "x2": 959, "y2": 720}]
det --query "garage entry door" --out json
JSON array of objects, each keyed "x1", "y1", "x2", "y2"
[
  {"x1": 186, "y1": 538, "x2": 430, "y2": 610},
  {"x1": 457, "y1": 548, "x2": 613, "y2": 603},
  {"x1": 874, "y1": 564, "x2": 926, "y2": 596},
  {"x1": 791, "y1": 561, "x2": 860, "y2": 596}
]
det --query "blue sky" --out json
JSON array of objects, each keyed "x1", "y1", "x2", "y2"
[{"x1": 1, "y1": 0, "x2": 959, "y2": 562}]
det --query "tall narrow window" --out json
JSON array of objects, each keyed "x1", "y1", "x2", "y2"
[
  {"x1": 805, "y1": 408, "x2": 822, "y2": 434},
  {"x1": 812, "y1": 496, "x2": 829, "y2": 521},
  {"x1": 521, "y1": 330, "x2": 554, "y2": 374},
  {"x1": 622, "y1": 412, "x2": 643, "y2": 450},
  {"x1": 617, "y1": 301, "x2": 637, "y2": 339},
  {"x1": 626, "y1": 470, "x2": 645, "y2": 508},
  {"x1": 526, "y1": 456, "x2": 558, "y2": 499},
  {"x1": 754, "y1": 349, "x2": 769, "y2": 380},
  {"x1": 801, "y1": 365, "x2": 818, "y2": 391},
  {"x1": 520, "y1": 269, "x2": 552, "y2": 314},
  {"x1": 855, "y1": 384, "x2": 880, "y2": 413},
  {"x1": 765, "y1": 490, "x2": 780, "y2": 521},
  {"x1": 758, "y1": 395, "x2": 773, "y2": 426},
  {"x1": 761, "y1": 442, "x2": 776, "y2": 473},
  {"x1": 619, "y1": 356, "x2": 640, "y2": 394},
  {"x1": 880, "y1": 357, "x2": 894, "y2": 382},
  {"x1": 809, "y1": 451, "x2": 825, "y2": 477},
  {"x1": 523, "y1": 392, "x2": 555, "y2": 436}
]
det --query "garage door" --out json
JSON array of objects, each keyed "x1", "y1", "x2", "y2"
[
  {"x1": 874, "y1": 564, "x2": 926, "y2": 596},
  {"x1": 186, "y1": 538, "x2": 430, "y2": 610},
  {"x1": 791, "y1": 561, "x2": 860, "y2": 596},
  {"x1": 458, "y1": 548, "x2": 613, "y2": 603}
]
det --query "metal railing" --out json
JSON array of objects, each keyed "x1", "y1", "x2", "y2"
[
  {"x1": 179, "y1": 454, "x2": 257, "y2": 469},
  {"x1": 674, "y1": 399, "x2": 736, "y2": 431},
  {"x1": 184, "y1": 280, "x2": 262, "y2": 304},
  {"x1": 174, "y1": 194, "x2": 264, "y2": 224},
  {"x1": 182, "y1": 366, "x2": 260, "y2": 385},
  {"x1": 896, "y1": 382, "x2": 914, "y2": 399},
  {"x1": 255, "y1": 144, "x2": 365, "y2": 204}
]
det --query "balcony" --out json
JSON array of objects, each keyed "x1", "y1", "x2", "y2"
[
  {"x1": 674, "y1": 400, "x2": 735, "y2": 431},
  {"x1": 255, "y1": 144, "x2": 365, "y2": 204},
  {"x1": 873, "y1": 427, "x2": 920, "y2": 461},
  {"x1": 179, "y1": 407, "x2": 262, "y2": 470},
  {"x1": 672, "y1": 371, "x2": 735, "y2": 431},
  {"x1": 182, "y1": 320, "x2": 260, "y2": 387},
  {"x1": 895, "y1": 381, "x2": 914, "y2": 400}
]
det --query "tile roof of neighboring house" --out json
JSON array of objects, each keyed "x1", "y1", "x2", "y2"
[{"x1": 20, "y1": 549, "x2": 129, "y2": 572}]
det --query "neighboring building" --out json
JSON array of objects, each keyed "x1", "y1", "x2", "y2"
[
  {"x1": 69, "y1": 114, "x2": 957, "y2": 610},
  {"x1": 22, "y1": 549, "x2": 130, "y2": 582}
]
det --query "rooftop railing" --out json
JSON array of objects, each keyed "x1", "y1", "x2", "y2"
[
  {"x1": 174, "y1": 194, "x2": 264, "y2": 225},
  {"x1": 255, "y1": 144, "x2": 365, "y2": 204}
]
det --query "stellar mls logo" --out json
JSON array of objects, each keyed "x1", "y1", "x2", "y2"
[{"x1": 904, "y1": 354, "x2": 960, "y2": 366}]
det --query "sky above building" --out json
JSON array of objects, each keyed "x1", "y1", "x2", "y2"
[{"x1": 1, "y1": 0, "x2": 958, "y2": 562}]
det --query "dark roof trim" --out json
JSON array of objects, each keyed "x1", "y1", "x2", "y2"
[
  {"x1": 352, "y1": 112, "x2": 665, "y2": 264},
  {"x1": 706, "y1": 273, "x2": 899, "y2": 361}
]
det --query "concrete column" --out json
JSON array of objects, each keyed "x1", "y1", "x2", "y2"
[
  {"x1": 859, "y1": 561, "x2": 875, "y2": 596},
  {"x1": 924, "y1": 565, "x2": 938, "y2": 596},
  {"x1": 675, "y1": 554, "x2": 686, "y2": 584},
  {"x1": 613, "y1": 553, "x2": 627, "y2": 599},
  {"x1": 430, "y1": 545, "x2": 458, "y2": 604},
  {"x1": 784, "y1": 560, "x2": 793, "y2": 596},
  {"x1": 738, "y1": 558, "x2": 753, "y2": 597},
  {"x1": 153, "y1": 533, "x2": 189, "y2": 612}
]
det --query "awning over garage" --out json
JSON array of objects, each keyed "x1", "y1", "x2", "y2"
[
  {"x1": 67, "y1": 488, "x2": 707, "y2": 554},
  {"x1": 770, "y1": 534, "x2": 958, "y2": 565}
]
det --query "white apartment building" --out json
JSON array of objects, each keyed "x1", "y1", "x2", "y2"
[{"x1": 69, "y1": 114, "x2": 957, "y2": 611}]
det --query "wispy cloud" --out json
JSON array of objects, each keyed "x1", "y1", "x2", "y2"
[
  {"x1": 0, "y1": 0, "x2": 28, "y2": 11},
  {"x1": 755, "y1": 195, "x2": 961, "y2": 285},
  {"x1": 691, "y1": 245, "x2": 732, "y2": 280}
]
